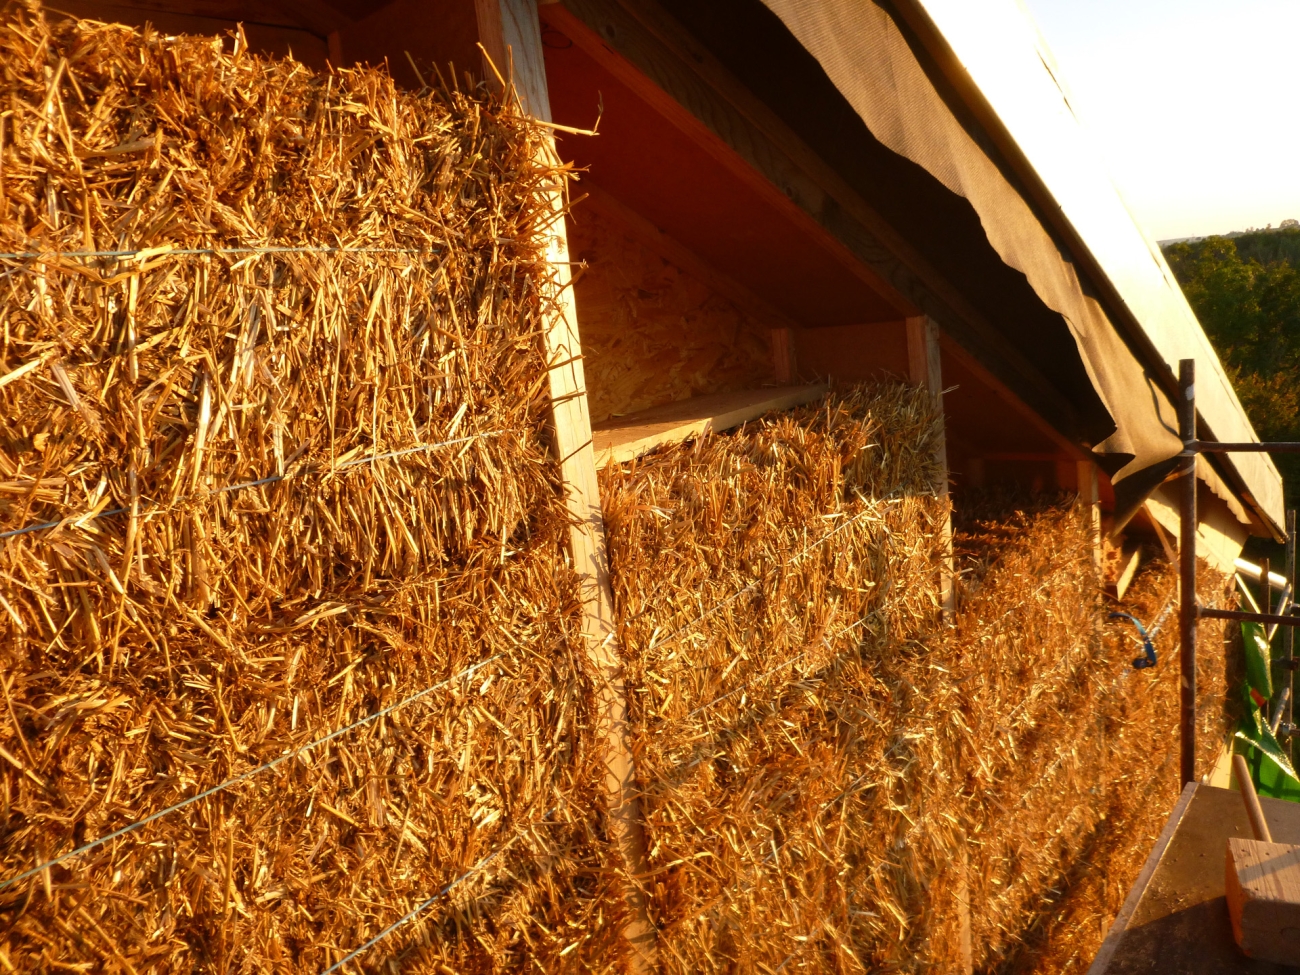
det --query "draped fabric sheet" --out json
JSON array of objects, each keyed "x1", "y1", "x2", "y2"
[{"x1": 758, "y1": 0, "x2": 1283, "y2": 535}]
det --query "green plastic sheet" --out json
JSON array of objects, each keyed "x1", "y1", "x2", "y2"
[
  {"x1": 1242, "y1": 620, "x2": 1274, "y2": 702},
  {"x1": 1235, "y1": 662, "x2": 1300, "y2": 801}
]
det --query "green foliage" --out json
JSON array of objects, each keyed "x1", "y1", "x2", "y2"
[
  {"x1": 1232, "y1": 226, "x2": 1300, "y2": 268},
  {"x1": 1163, "y1": 232, "x2": 1300, "y2": 511}
]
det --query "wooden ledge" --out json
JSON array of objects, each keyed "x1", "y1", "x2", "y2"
[{"x1": 592, "y1": 384, "x2": 828, "y2": 469}]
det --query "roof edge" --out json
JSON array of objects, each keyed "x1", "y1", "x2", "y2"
[{"x1": 887, "y1": 0, "x2": 1284, "y2": 539}]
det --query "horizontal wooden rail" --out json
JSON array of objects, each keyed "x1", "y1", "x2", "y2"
[
  {"x1": 1192, "y1": 442, "x2": 1300, "y2": 453},
  {"x1": 592, "y1": 384, "x2": 827, "y2": 469},
  {"x1": 1199, "y1": 608, "x2": 1300, "y2": 628}
]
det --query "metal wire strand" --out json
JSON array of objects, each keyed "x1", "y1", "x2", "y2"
[
  {"x1": 0, "y1": 430, "x2": 508, "y2": 542},
  {"x1": 645, "y1": 493, "x2": 896, "y2": 656},
  {"x1": 0, "y1": 655, "x2": 503, "y2": 892},
  {"x1": 0, "y1": 245, "x2": 436, "y2": 261}
]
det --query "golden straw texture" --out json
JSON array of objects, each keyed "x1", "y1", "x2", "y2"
[
  {"x1": 602, "y1": 394, "x2": 1235, "y2": 972},
  {"x1": 0, "y1": 6, "x2": 621, "y2": 971},
  {"x1": 601, "y1": 383, "x2": 951, "y2": 972},
  {"x1": 0, "y1": 7, "x2": 1242, "y2": 972}
]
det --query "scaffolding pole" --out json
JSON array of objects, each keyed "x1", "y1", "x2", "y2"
[
  {"x1": 1179, "y1": 360, "x2": 1198, "y2": 785},
  {"x1": 1177, "y1": 357, "x2": 1299, "y2": 786}
]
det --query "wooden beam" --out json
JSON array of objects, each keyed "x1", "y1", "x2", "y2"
[
  {"x1": 1147, "y1": 501, "x2": 1178, "y2": 565},
  {"x1": 543, "y1": 1, "x2": 910, "y2": 314},
  {"x1": 476, "y1": 0, "x2": 551, "y2": 113},
  {"x1": 937, "y1": 331, "x2": 1089, "y2": 462},
  {"x1": 593, "y1": 384, "x2": 826, "y2": 468},
  {"x1": 339, "y1": 0, "x2": 481, "y2": 88},
  {"x1": 957, "y1": 840, "x2": 974, "y2": 975},
  {"x1": 770, "y1": 327, "x2": 795, "y2": 384},
  {"x1": 261, "y1": 0, "x2": 353, "y2": 37},
  {"x1": 980, "y1": 452, "x2": 1074, "y2": 463},
  {"x1": 907, "y1": 316, "x2": 942, "y2": 394},
  {"x1": 1113, "y1": 544, "x2": 1141, "y2": 601},
  {"x1": 474, "y1": 2, "x2": 656, "y2": 969},
  {"x1": 907, "y1": 315, "x2": 954, "y2": 618},
  {"x1": 1078, "y1": 460, "x2": 1103, "y2": 573},
  {"x1": 547, "y1": 0, "x2": 1086, "y2": 441}
]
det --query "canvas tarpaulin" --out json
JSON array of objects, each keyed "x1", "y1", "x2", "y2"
[{"x1": 757, "y1": 0, "x2": 1283, "y2": 535}]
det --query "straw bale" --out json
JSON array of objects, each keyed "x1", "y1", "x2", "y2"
[
  {"x1": 0, "y1": 7, "x2": 1246, "y2": 970},
  {"x1": 602, "y1": 398, "x2": 1237, "y2": 973},
  {"x1": 0, "y1": 6, "x2": 622, "y2": 971},
  {"x1": 601, "y1": 382, "x2": 951, "y2": 971},
  {"x1": 922, "y1": 496, "x2": 1231, "y2": 973},
  {"x1": 990, "y1": 553, "x2": 1236, "y2": 975}
]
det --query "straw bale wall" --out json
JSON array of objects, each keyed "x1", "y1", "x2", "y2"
[
  {"x1": 989, "y1": 553, "x2": 1236, "y2": 975},
  {"x1": 601, "y1": 397, "x2": 1236, "y2": 973},
  {"x1": 0, "y1": 8, "x2": 621, "y2": 972},
  {"x1": 600, "y1": 383, "x2": 953, "y2": 971},
  {"x1": 935, "y1": 500, "x2": 1234, "y2": 975},
  {"x1": 0, "y1": 9, "x2": 1243, "y2": 974}
]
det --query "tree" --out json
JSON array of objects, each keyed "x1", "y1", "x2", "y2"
[{"x1": 1164, "y1": 235, "x2": 1300, "y2": 513}]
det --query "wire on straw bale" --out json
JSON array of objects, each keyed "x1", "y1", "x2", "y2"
[
  {"x1": 600, "y1": 383, "x2": 952, "y2": 972},
  {"x1": 0, "y1": 6, "x2": 1246, "y2": 971},
  {"x1": 0, "y1": 5, "x2": 624, "y2": 971},
  {"x1": 602, "y1": 392, "x2": 1237, "y2": 973}
]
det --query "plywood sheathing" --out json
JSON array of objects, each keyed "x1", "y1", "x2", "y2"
[{"x1": 568, "y1": 197, "x2": 775, "y2": 424}]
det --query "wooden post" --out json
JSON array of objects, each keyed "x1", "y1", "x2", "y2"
[
  {"x1": 474, "y1": 2, "x2": 657, "y2": 968},
  {"x1": 957, "y1": 839, "x2": 974, "y2": 975},
  {"x1": 1076, "y1": 460, "x2": 1103, "y2": 574},
  {"x1": 1288, "y1": 510, "x2": 1296, "y2": 768},
  {"x1": 770, "y1": 326, "x2": 795, "y2": 385},
  {"x1": 907, "y1": 316, "x2": 954, "y2": 618}
]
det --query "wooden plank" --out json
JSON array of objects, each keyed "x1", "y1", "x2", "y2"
[
  {"x1": 907, "y1": 316, "x2": 953, "y2": 617},
  {"x1": 593, "y1": 384, "x2": 826, "y2": 469},
  {"x1": 1146, "y1": 500, "x2": 1178, "y2": 564},
  {"x1": 1113, "y1": 544, "x2": 1141, "y2": 601},
  {"x1": 476, "y1": 0, "x2": 550, "y2": 115},
  {"x1": 1092, "y1": 784, "x2": 1300, "y2": 973},
  {"x1": 1227, "y1": 836, "x2": 1300, "y2": 966},
  {"x1": 957, "y1": 839, "x2": 974, "y2": 975},
  {"x1": 474, "y1": 3, "x2": 657, "y2": 969},
  {"x1": 1079, "y1": 460, "x2": 1104, "y2": 572},
  {"x1": 1086, "y1": 781, "x2": 1200, "y2": 975},
  {"x1": 769, "y1": 327, "x2": 795, "y2": 384}
]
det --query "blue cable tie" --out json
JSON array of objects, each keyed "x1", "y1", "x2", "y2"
[{"x1": 1110, "y1": 611, "x2": 1157, "y2": 670}]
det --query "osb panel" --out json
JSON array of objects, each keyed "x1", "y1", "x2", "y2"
[
  {"x1": 795, "y1": 320, "x2": 910, "y2": 383},
  {"x1": 567, "y1": 201, "x2": 775, "y2": 424}
]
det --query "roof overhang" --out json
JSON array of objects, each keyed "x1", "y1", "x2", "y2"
[{"x1": 758, "y1": 0, "x2": 1284, "y2": 538}]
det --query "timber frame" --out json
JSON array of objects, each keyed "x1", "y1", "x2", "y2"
[{"x1": 476, "y1": 2, "x2": 658, "y2": 967}]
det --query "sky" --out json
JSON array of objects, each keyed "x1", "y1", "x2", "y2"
[{"x1": 1020, "y1": 0, "x2": 1300, "y2": 241}]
